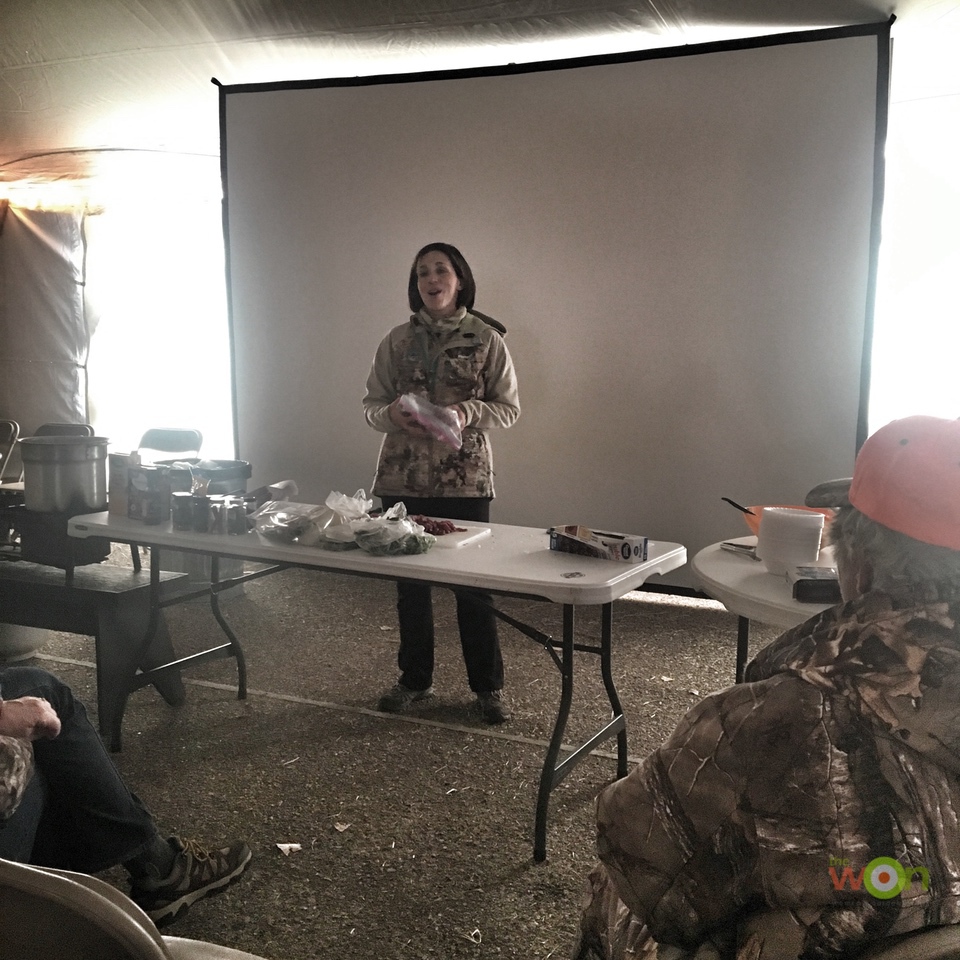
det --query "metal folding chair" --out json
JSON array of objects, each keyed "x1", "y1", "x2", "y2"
[
  {"x1": 0, "y1": 419, "x2": 20, "y2": 484},
  {"x1": 129, "y1": 428, "x2": 204, "y2": 571},
  {"x1": 137, "y1": 428, "x2": 202, "y2": 466}
]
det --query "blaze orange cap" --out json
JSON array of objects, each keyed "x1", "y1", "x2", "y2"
[{"x1": 848, "y1": 416, "x2": 960, "y2": 550}]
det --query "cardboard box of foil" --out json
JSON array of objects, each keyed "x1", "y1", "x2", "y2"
[{"x1": 549, "y1": 524, "x2": 649, "y2": 562}]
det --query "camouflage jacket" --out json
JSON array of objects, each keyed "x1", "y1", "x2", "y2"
[
  {"x1": 577, "y1": 580, "x2": 960, "y2": 959},
  {"x1": 0, "y1": 735, "x2": 33, "y2": 823},
  {"x1": 363, "y1": 309, "x2": 520, "y2": 499}
]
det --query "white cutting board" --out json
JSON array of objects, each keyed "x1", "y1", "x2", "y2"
[{"x1": 431, "y1": 525, "x2": 492, "y2": 548}]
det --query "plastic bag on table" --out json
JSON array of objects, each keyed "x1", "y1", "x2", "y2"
[
  {"x1": 255, "y1": 489, "x2": 374, "y2": 547},
  {"x1": 250, "y1": 501, "x2": 332, "y2": 544},
  {"x1": 396, "y1": 393, "x2": 462, "y2": 450},
  {"x1": 349, "y1": 501, "x2": 436, "y2": 556},
  {"x1": 248, "y1": 479, "x2": 299, "y2": 507},
  {"x1": 317, "y1": 489, "x2": 374, "y2": 548}
]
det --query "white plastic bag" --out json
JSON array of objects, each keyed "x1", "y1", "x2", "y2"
[
  {"x1": 251, "y1": 501, "x2": 331, "y2": 543},
  {"x1": 251, "y1": 489, "x2": 376, "y2": 547},
  {"x1": 325, "y1": 489, "x2": 372, "y2": 522},
  {"x1": 318, "y1": 489, "x2": 374, "y2": 547}
]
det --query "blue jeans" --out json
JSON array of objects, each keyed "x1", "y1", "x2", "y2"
[
  {"x1": 379, "y1": 497, "x2": 504, "y2": 693},
  {"x1": 0, "y1": 666, "x2": 158, "y2": 872}
]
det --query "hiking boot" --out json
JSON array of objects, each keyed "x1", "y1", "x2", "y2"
[
  {"x1": 477, "y1": 691, "x2": 510, "y2": 724},
  {"x1": 377, "y1": 682, "x2": 434, "y2": 713},
  {"x1": 130, "y1": 836, "x2": 252, "y2": 926}
]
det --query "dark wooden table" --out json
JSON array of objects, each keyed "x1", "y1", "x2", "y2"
[{"x1": 0, "y1": 560, "x2": 189, "y2": 750}]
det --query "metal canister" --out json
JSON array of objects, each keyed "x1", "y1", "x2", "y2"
[
  {"x1": 209, "y1": 496, "x2": 228, "y2": 535},
  {"x1": 19, "y1": 436, "x2": 109, "y2": 514},
  {"x1": 171, "y1": 491, "x2": 194, "y2": 531},
  {"x1": 225, "y1": 497, "x2": 247, "y2": 535},
  {"x1": 128, "y1": 465, "x2": 170, "y2": 525},
  {"x1": 191, "y1": 494, "x2": 212, "y2": 533}
]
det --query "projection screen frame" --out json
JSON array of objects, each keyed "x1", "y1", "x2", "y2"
[{"x1": 218, "y1": 19, "x2": 891, "y2": 587}]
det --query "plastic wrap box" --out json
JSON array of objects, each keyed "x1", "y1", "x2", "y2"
[
  {"x1": 548, "y1": 525, "x2": 649, "y2": 563},
  {"x1": 787, "y1": 564, "x2": 842, "y2": 603}
]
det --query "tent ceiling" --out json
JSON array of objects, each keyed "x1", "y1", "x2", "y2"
[{"x1": 0, "y1": 0, "x2": 949, "y2": 182}]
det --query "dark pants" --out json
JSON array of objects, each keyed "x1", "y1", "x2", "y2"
[
  {"x1": 0, "y1": 666, "x2": 159, "y2": 872},
  {"x1": 380, "y1": 497, "x2": 504, "y2": 694}
]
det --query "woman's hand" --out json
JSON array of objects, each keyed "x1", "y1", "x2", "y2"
[
  {"x1": 388, "y1": 399, "x2": 430, "y2": 435},
  {"x1": 0, "y1": 697, "x2": 62, "y2": 740},
  {"x1": 388, "y1": 397, "x2": 465, "y2": 441}
]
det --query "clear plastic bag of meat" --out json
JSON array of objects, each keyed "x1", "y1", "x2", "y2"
[{"x1": 396, "y1": 393, "x2": 462, "y2": 450}]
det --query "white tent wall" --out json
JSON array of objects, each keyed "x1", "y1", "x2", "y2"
[
  {"x1": 867, "y1": 22, "x2": 960, "y2": 429},
  {"x1": 0, "y1": 177, "x2": 235, "y2": 466},
  {"x1": 0, "y1": 1, "x2": 957, "y2": 577},
  {"x1": 0, "y1": 205, "x2": 89, "y2": 473},
  {"x1": 80, "y1": 156, "x2": 234, "y2": 459},
  {"x1": 0, "y1": 1, "x2": 922, "y2": 170}
]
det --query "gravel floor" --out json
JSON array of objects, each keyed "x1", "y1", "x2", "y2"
[{"x1": 8, "y1": 549, "x2": 782, "y2": 959}]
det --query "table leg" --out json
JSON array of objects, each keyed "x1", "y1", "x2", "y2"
[
  {"x1": 94, "y1": 589, "x2": 181, "y2": 752},
  {"x1": 489, "y1": 599, "x2": 628, "y2": 862},
  {"x1": 534, "y1": 604, "x2": 575, "y2": 863},
  {"x1": 209, "y1": 554, "x2": 247, "y2": 700},
  {"x1": 736, "y1": 616, "x2": 750, "y2": 683},
  {"x1": 599, "y1": 603, "x2": 628, "y2": 779},
  {"x1": 101, "y1": 550, "x2": 251, "y2": 752}
]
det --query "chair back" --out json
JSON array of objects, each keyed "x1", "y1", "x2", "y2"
[
  {"x1": 857, "y1": 925, "x2": 960, "y2": 959},
  {"x1": 0, "y1": 857, "x2": 274, "y2": 959},
  {"x1": 0, "y1": 419, "x2": 20, "y2": 483},
  {"x1": 138, "y1": 428, "x2": 203, "y2": 466},
  {"x1": 0, "y1": 857, "x2": 170, "y2": 959}
]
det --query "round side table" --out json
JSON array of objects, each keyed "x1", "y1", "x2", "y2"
[{"x1": 691, "y1": 537, "x2": 833, "y2": 681}]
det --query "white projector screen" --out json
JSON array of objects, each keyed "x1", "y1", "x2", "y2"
[{"x1": 220, "y1": 22, "x2": 889, "y2": 587}]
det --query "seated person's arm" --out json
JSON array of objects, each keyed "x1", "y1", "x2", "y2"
[{"x1": 0, "y1": 696, "x2": 61, "y2": 740}]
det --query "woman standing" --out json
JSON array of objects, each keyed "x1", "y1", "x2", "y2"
[{"x1": 362, "y1": 242, "x2": 520, "y2": 723}]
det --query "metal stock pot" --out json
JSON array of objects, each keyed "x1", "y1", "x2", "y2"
[{"x1": 19, "y1": 435, "x2": 109, "y2": 513}]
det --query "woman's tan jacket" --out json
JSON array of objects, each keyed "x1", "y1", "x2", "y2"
[{"x1": 363, "y1": 309, "x2": 520, "y2": 499}]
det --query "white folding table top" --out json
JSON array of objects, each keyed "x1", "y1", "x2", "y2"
[
  {"x1": 69, "y1": 512, "x2": 687, "y2": 606},
  {"x1": 691, "y1": 536, "x2": 833, "y2": 629}
]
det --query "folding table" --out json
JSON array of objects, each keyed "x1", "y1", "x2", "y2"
[
  {"x1": 69, "y1": 511, "x2": 686, "y2": 861},
  {"x1": 691, "y1": 536, "x2": 834, "y2": 681}
]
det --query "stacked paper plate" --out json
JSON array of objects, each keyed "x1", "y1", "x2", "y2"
[{"x1": 756, "y1": 506, "x2": 825, "y2": 576}]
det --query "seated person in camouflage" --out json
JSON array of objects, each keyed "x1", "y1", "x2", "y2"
[
  {"x1": 574, "y1": 416, "x2": 960, "y2": 960},
  {"x1": 0, "y1": 665, "x2": 251, "y2": 926}
]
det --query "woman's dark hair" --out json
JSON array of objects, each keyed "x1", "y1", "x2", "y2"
[{"x1": 408, "y1": 242, "x2": 476, "y2": 312}]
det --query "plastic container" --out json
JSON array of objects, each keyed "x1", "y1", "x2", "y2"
[
  {"x1": 742, "y1": 504, "x2": 834, "y2": 537},
  {"x1": 155, "y1": 460, "x2": 252, "y2": 590},
  {"x1": 158, "y1": 458, "x2": 252, "y2": 496},
  {"x1": 756, "y1": 507, "x2": 825, "y2": 576}
]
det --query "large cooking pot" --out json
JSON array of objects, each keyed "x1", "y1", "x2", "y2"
[{"x1": 19, "y1": 435, "x2": 109, "y2": 514}]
